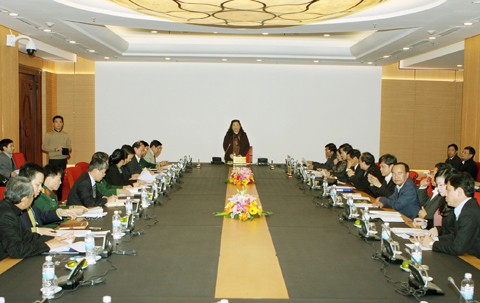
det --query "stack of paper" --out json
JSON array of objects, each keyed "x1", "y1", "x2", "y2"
[
  {"x1": 78, "y1": 207, "x2": 107, "y2": 218},
  {"x1": 138, "y1": 168, "x2": 155, "y2": 183},
  {"x1": 369, "y1": 210, "x2": 405, "y2": 222}
]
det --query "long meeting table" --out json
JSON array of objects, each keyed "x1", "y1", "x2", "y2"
[{"x1": 0, "y1": 164, "x2": 478, "y2": 303}]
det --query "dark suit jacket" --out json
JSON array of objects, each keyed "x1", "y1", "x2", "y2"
[
  {"x1": 460, "y1": 158, "x2": 478, "y2": 181},
  {"x1": 66, "y1": 172, "x2": 107, "y2": 207},
  {"x1": 126, "y1": 156, "x2": 142, "y2": 176},
  {"x1": 106, "y1": 164, "x2": 134, "y2": 186},
  {"x1": 20, "y1": 205, "x2": 62, "y2": 231},
  {"x1": 417, "y1": 188, "x2": 444, "y2": 221},
  {"x1": 433, "y1": 198, "x2": 480, "y2": 258},
  {"x1": 379, "y1": 178, "x2": 420, "y2": 219},
  {"x1": 223, "y1": 132, "x2": 250, "y2": 162},
  {"x1": 358, "y1": 165, "x2": 383, "y2": 196},
  {"x1": 0, "y1": 152, "x2": 15, "y2": 181},
  {"x1": 348, "y1": 164, "x2": 365, "y2": 188},
  {"x1": 0, "y1": 200, "x2": 51, "y2": 261},
  {"x1": 332, "y1": 160, "x2": 349, "y2": 183},
  {"x1": 312, "y1": 153, "x2": 336, "y2": 170},
  {"x1": 445, "y1": 154, "x2": 462, "y2": 170},
  {"x1": 369, "y1": 175, "x2": 395, "y2": 198}
]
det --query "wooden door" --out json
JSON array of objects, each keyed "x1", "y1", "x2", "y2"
[{"x1": 19, "y1": 66, "x2": 42, "y2": 165}]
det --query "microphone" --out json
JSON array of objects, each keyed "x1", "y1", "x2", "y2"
[{"x1": 448, "y1": 277, "x2": 471, "y2": 303}]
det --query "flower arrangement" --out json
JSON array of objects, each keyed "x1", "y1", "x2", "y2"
[
  {"x1": 215, "y1": 190, "x2": 272, "y2": 221},
  {"x1": 227, "y1": 167, "x2": 255, "y2": 186}
]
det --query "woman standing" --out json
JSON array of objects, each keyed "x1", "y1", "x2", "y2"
[{"x1": 223, "y1": 119, "x2": 250, "y2": 163}]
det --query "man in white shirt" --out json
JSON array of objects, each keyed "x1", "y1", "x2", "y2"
[{"x1": 368, "y1": 154, "x2": 397, "y2": 198}]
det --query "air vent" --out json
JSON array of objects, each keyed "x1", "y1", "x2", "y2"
[
  {"x1": 16, "y1": 17, "x2": 43, "y2": 29},
  {"x1": 51, "y1": 32, "x2": 68, "y2": 40},
  {"x1": 389, "y1": 50, "x2": 403, "y2": 56},
  {"x1": 437, "y1": 26, "x2": 463, "y2": 37},
  {"x1": 410, "y1": 40, "x2": 430, "y2": 48}
]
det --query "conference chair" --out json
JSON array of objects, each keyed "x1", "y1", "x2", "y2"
[
  {"x1": 475, "y1": 162, "x2": 480, "y2": 182},
  {"x1": 0, "y1": 187, "x2": 5, "y2": 200},
  {"x1": 61, "y1": 166, "x2": 83, "y2": 202},
  {"x1": 408, "y1": 171, "x2": 419, "y2": 185},
  {"x1": 75, "y1": 162, "x2": 89, "y2": 173},
  {"x1": 246, "y1": 146, "x2": 252, "y2": 163},
  {"x1": 12, "y1": 152, "x2": 26, "y2": 168}
]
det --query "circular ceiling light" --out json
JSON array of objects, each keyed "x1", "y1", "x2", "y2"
[{"x1": 110, "y1": 0, "x2": 387, "y2": 28}]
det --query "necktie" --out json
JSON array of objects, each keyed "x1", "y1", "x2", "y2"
[
  {"x1": 11, "y1": 157, "x2": 15, "y2": 170},
  {"x1": 93, "y1": 183, "x2": 97, "y2": 199}
]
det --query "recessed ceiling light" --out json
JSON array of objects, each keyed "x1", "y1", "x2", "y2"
[
  {"x1": 464, "y1": 22, "x2": 473, "y2": 26},
  {"x1": 104, "y1": 56, "x2": 110, "y2": 60},
  {"x1": 8, "y1": 12, "x2": 18, "y2": 17},
  {"x1": 457, "y1": 64, "x2": 463, "y2": 67},
  {"x1": 151, "y1": 30, "x2": 158, "y2": 34},
  {"x1": 213, "y1": 32, "x2": 218, "y2": 34},
  {"x1": 367, "y1": 62, "x2": 373, "y2": 65},
  {"x1": 313, "y1": 60, "x2": 319, "y2": 63},
  {"x1": 403, "y1": 47, "x2": 410, "y2": 50},
  {"x1": 262, "y1": 32, "x2": 269, "y2": 35},
  {"x1": 256, "y1": 59, "x2": 262, "y2": 62},
  {"x1": 221, "y1": 58, "x2": 228, "y2": 61},
  {"x1": 69, "y1": 40, "x2": 76, "y2": 44},
  {"x1": 88, "y1": 49, "x2": 95, "y2": 53},
  {"x1": 323, "y1": 34, "x2": 331, "y2": 37},
  {"x1": 165, "y1": 57, "x2": 171, "y2": 60},
  {"x1": 43, "y1": 29, "x2": 52, "y2": 33},
  {"x1": 428, "y1": 36, "x2": 436, "y2": 40},
  {"x1": 383, "y1": 55, "x2": 390, "y2": 58}
]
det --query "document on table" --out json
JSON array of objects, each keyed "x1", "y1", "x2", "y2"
[
  {"x1": 391, "y1": 228, "x2": 429, "y2": 239},
  {"x1": 137, "y1": 168, "x2": 155, "y2": 183},
  {"x1": 354, "y1": 203, "x2": 378, "y2": 208},
  {"x1": 406, "y1": 242, "x2": 432, "y2": 251},
  {"x1": 106, "y1": 200, "x2": 125, "y2": 207},
  {"x1": 369, "y1": 210, "x2": 405, "y2": 222},
  {"x1": 54, "y1": 230, "x2": 110, "y2": 238},
  {"x1": 78, "y1": 207, "x2": 107, "y2": 218}
]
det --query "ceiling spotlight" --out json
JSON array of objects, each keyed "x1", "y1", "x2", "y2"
[
  {"x1": 43, "y1": 29, "x2": 52, "y2": 33},
  {"x1": 428, "y1": 36, "x2": 436, "y2": 40},
  {"x1": 88, "y1": 49, "x2": 95, "y2": 53},
  {"x1": 69, "y1": 40, "x2": 76, "y2": 44},
  {"x1": 367, "y1": 62, "x2": 373, "y2": 65},
  {"x1": 165, "y1": 57, "x2": 171, "y2": 60},
  {"x1": 313, "y1": 60, "x2": 319, "y2": 63},
  {"x1": 104, "y1": 56, "x2": 110, "y2": 60},
  {"x1": 221, "y1": 58, "x2": 228, "y2": 61},
  {"x1": 262, "y1": 32, "x2": 269, "y2": 35},
  {"x1": 256, "y1": 59, "x2": 262, "y2": 62},
  {"x1": 150, "y1": 30, "x2": 158, "y2": 34},
  {"x1": 464, "y1": 22, "x2": 473, "y2": 26},
  {"x1": 403, "y1": 47, "x2": 410, "y2": 50},
  {"x1": 323, "y1": 34, "x2": 331, "y2": 37},
  {"x1": 8, "y1": 12, "x2": 18, "y2": 17},
  {"x1": 383, "y1": 55, "x2": 390, "y2": 58},
  {"x1": 457, "y1": 64, "x2": 463, "y2": 67}
]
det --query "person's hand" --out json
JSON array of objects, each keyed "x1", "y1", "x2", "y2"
[
  {"x1": 37, "y1": 227, "x2": 57, "y2": 236},
  {"x1": 417, "y1": 207, "x2": 427, "y2": 219},
  {"x1": 419, "y1": 177, "x2": 431, "y2": 187},
  {"x1": 117, "y1": 188, "x2": 132, "y2": 196},
  {"x1": 57, "y1": 231, "x2": 75, "y2": 242},
  {"x1": 55, "y1": 146, "x2": 63, "y2": 151},
  {"x1": 333, "y1": 158, "x2": 339, "y2": 165},
  {"x1": 10, "y1": 171, "x2": 17, "y2": 177},
  {"x1": 72, "y1": 205, "x2": 89, "y2": 214},
  {"x1": 368, "y1": 174, "x2": 381, "y2": 187},
  {"x1": 347, "y1": 168, "x2": 354, "y2": 177},
  {"x1": 134, "y1": 180, "x2": 147, "y2": 187},
  {"x1": 106, "y1": 195, "x2": 117, "y2": 203},
  {"x1": 323, "y1": 170, "x2": 331, "y2": 178},
  {"x1": 427, "y1": 227, "x2": 438, "y2": 238},
  {"x1": 46, "y1": 238, "x2": 69, "y2": 250},
  {"x1": 372, "y1": 198, "x2": 383, "y2": 208},
  {"x1": 58, "y1": 209, "x2": 77, "y2": 219}
]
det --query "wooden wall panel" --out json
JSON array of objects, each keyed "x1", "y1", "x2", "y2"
[{"x1": 461, "y1": 34, "x2": 480, "y2": 158}]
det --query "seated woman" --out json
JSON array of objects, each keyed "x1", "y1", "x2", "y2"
[
  {"x1": 223, "y1": 119, "x2": 250, "y2": 163},
  {"x1": 106, "y1": 149, "x2": 144, "y2": 187}
]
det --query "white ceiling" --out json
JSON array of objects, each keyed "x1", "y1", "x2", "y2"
[{"x1": 1, "y1": 0, "x2": 480, "y2": 69}]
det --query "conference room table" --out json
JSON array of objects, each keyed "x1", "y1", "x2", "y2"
[{"x1": 0, "y1": 164, "x2": 478, "y2": 303}]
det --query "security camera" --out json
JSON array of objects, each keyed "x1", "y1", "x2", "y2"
[
  {"x1": 25, "y1": 39, "x2": 37, "y2": 56},
  {"x1": 6, "y1": 34, "x2": 36, "y2": 56}
]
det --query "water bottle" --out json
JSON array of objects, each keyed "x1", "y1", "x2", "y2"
[
  {"x1": 411, "y1": 242, "x2": 422, "y2": 264},
  {"x1": 85, "y1": 230, "x2": 96, "y2": 265},
  {"x1": 125, "y1": 197, "x2": 133, "y2": 215},
  {"x1": 460, "y1": 273, "x2": 474, "y2": 302},
  {"x1": 363, "y1": 207, "x2": 370, "y2": 221},
  {"x1": 112, "y1": 211, "x2": 122, "y2": 240},
  {"x1": 42, "y1": 256, "x2": 56, "y2": 299},
  {"x1": 0, "y1": 297, "x2": 5, "y2": 303},
  {"x1": 103, "y1": 296, "x2": 112, "y2": 303},
  {"x1": 152, "y1": 181, "x2": 159, "y2": 200},
  {"x1": 322, "y1": 178, "x2": 328, "y2": 197},
  {"x1": 141, "y1": 186, "x2": 149, "y2": 207},
  {"x1": 381, "y1": 222, "x2": 390, "y2": 252},
  {"x1": 330, "y1": 185, "x2": 337, "y2": 202}
]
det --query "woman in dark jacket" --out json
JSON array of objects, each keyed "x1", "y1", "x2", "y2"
[{"x1": 223, "y1": 119, "x2": 250, "y2": 163}]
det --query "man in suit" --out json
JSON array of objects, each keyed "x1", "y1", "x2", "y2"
[
  {"x1": 144, "y1": 140, "x2": 162, "y2": 165},
  {"x1": 307, "y1": 143, "x2": 337, "y2": 171},
  {"x1": 0, "y1": 139, "x2": 17, "y2": 185},
  {"x1": 330, "y1": 143, "x2": 352, "y2": 183},
  {"x1": 420, "y1": 172, "x2": 480, "y2": 257},
  {"x1": 125, "y1": 141, "x2": 147, "y2": 175},
  {"x1": 372, "y1": 162, "x2": 420, "y2": 219},
  {"x1": 445, "y1": 144, "x2": 462, "y2": 170},
  {"x1": 346, "y1": 149, "x2": 364, "y2": 186},
  {"x1": 459, "y1": 146, "x2": 478, "y2": 181},
  {"x1": 67, "y1": 158, "x2": 116, "y2": 207},
  {"x1": 0, "y1": 176, "x2": 73, "y2": 261},
  {"x1": 368, "y1": 154, "x2": 397, "y2": 198},
  {"x1": 356, "y1": 152, "x2": 383, "y2": 196}
]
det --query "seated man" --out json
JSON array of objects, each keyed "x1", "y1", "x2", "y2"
[
  {"x1": 372, "y1": 162, "x2": 420, "y2": 219},
  {"x1": 346, "y1": 149, "x2": 363, "y2": 187},
  {"x1": 445, "y1": 144, "x2": 462, "y2": 170},
  {"x1": 125, "y1": 141, "x2": 148, "y2": 174},
  {"x1": 144, "y1": 140, "x2": 167, "y2": 166},
  {"x1": 459, "y1": 146, "x2": 478, "y2": 180},
  {"x1": 67, "y1": 159, "x2": 116, "y2": 207},
  {"x1": 307, "y1": 143, "x2": 337, "y2": 171},
  {"x1": 416, "y1": 162, "x2": 451, "y2": 222},
  {"x1": 329, "y1": 143, "x2": 352, "y2": 183},
  {"x1": 356, "y1": 152, "x2": 383, "y2": 195},
  {"x1": 0, "y1": 177, "x2": 73, "y2": 261},
  {"x1": 0, "y1": 138, "x2": 18, "y2": 185},
  {"x1": 419, "y1": 172, "x2": 480, "y2": 257},
  {"x1": 368, "y1": 154, "x2": 397, "y2": 198},
  {"x1": 19, "y1": 163, "x2": 78, "y2": 234}
]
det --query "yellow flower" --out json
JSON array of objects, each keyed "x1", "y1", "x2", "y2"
[
  {"x1": 249, "y1": 206, "x2": 258, "y2": 215},
  {"x1": 258, "y1": 207, "x2": 263, "y2": 216},
  {"x1": 240, "y1": 213, "x2": 248, "y2": 221},
  {"x1": 251, "y1": 200, "x2": 257, "y2": 207}
]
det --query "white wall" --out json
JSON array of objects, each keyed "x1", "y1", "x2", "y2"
[{"x1": 96, "y1": 62, "x2": 382, "y2": 163}]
